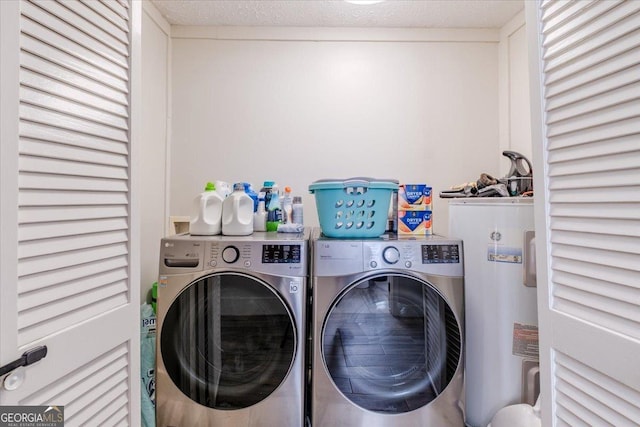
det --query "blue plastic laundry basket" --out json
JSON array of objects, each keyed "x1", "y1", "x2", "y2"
[{"x1": 309, "y1": 178, "x2": 398, "y2": 238}]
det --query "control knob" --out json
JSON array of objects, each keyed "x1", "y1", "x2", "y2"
[
  {"x1": 222, "y1": 246, "x2": 240, "y2": 264},
  {"x1": 382, "y1": 246, "x2": 400, "y2": 264}
]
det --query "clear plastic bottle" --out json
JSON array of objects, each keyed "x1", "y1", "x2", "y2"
[
  {"x1": 190, "y1": 182, "x2": 223, "y2": 235},
  {"x1": 263, "y1": 181, "x2": 282, "y2": 232},
  {"x1": 253, "y1": 200, "x2": 267, "y2": 232},
  {"x1": 281, "y1": 186, "x2": 293, "y2": 224},
  {"x1": 222, "y1": 183, "x2": 254, "y2": 236},
  {"x1": 292, "y1": 196, "x2": 304, "y2": 226}
]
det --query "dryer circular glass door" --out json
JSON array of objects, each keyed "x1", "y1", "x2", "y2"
[
  {"x1": 161, "y1": 272, "x2": 296, "y2": 409},
  {"x1": 321, "y1": 274, "x2": 461, "y2": 413}
]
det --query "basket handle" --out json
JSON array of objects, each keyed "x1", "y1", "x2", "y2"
[{"x1": 342, "y1": 179, "x2": 371, "y2": 188}]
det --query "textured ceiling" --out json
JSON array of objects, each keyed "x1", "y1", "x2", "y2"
[{"x1": 150, "y1": 0, "x2": 525, "y2": 28}]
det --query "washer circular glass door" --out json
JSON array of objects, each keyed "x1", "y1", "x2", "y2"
[
  {"x1": 322, "y1": 274, "x2": 461, "y2": 413},
  {"x1": 161, "y1": 272, "x2": 296, "y2": 409}
]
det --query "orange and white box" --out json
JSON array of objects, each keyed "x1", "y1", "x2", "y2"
[
  {"x1": 398, "y1": 210, "x2": 433, "y2": 235},
  {"x1": 399, "y1": 184, "x2": 432, "y2": 211}
]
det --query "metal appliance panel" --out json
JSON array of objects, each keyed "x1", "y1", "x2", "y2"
[{"x1": 156, "y1": 231, "x2": 308, "y2": 427}]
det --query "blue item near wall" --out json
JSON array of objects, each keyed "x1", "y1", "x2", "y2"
[
  {"x1": 141, "y1": 303, "x2": 156, "y2": 427},
  {"x1": 242, "y1": 182, "x2": 259, "y2": 212}
]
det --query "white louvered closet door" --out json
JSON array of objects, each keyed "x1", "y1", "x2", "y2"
[
  {"x1": 0, "y1": 0, "x2": 140, "y2": 425},
  {"x1": 527, "y1": 0, "x2": 640, "y2": 425}
]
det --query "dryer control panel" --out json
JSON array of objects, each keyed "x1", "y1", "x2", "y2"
[
  {"x1": 362, "y1": 240, "x2": 463, "y2": 276},
  {"x1": 313, "y1": 232, "x2": 463, "y2": 277}
]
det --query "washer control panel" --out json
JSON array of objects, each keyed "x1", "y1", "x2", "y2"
[{"x1": 160, "y1": 233, "x2": 308, "y2": 277}]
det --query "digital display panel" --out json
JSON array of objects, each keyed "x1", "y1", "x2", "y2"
[
  {"x1": 422, "y1": 244, "x2": 460, "y2": 264},
  {"x1": 262, "y1": 245, "x2": 301, "y2": 264}
]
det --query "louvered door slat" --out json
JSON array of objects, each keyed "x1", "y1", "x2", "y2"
[
  {"x1": 554, "y1": 271, "x2": 638, "y2": 306},
  {"x1": 18, "y1": 267, "x2": 128, "y2": 310},
  {"x1": 21, "y1": 35, "x2": 128, "y2": 93},
  {"x1": 18, "y1": 230, "x2": 128, "y2": 258},
  {"x1": 19, "y1": 217, "x2": 129, "y2": 241},
  {"x1": 550, "y1": 202, "x2": 640, "y2": 219},
  {"x1": 546, "y1": 64, "x2": 640, "y2": 111},
  {"x1": 20, "y1": 69, "x2": 128, "y2": 117},
  {"x1": 546, "y1": 81, "x2": 640, "y2": 124},
  {"x1": 101, "y1": 0, "x2": 128, "y2": 19},
  {"x1": 79, "y1": 0, "x2": 128, "y2": 33},
  {"x1": 20, "y1": 86, "x2": 129, "y2": 129},
  {"x1": 548, "y1": 167, "x2": 639, "y2": 190},
  {"x1": 19, "y1": 343, "x2": 128, "y2": 405},
  {"x1": 553, "y1": 244, "x2": 638, "y2": 271},
  {"x1": 549, "y1": 150, "x2": 640, "y2": 176},
  {"x1": 19, "y1": 155, "x2": 128, "y2": 179},
  {"x1": 548, "y1": 186, "x2": 639, "y2": 202},
  {"x1": 544, "y1": 2, "x2": 639, "y2": 59},
  {"x1": 68, "y1": 379, "x2": 128, "y2": 425},
  {"x1": 17, "y1": 281, "x2": 127, "y2": 331},
  {"x1": 546, "y1": 99, "x2": 640, "y2": 137},
  {"x1": 18, "y1": 279, "x2": 128, "y2": 325},
  {"x1": 21, "y1": 53, "x2": 128, "y2": 106},
  {"x1": 21, "y1": 121, "x2": 128, "y2": 154},
  {"x1": 20, "y1": 173, "x2": 129, "y2": 192},
  {"x1": 91, "y1": 394, "x2": 129, "y2": 427},
  {"x1": 548, "y1": 135, "x2": 640, "y2": 163},
  {"x1": 17, "y1": 244, "x2": 128, "y2": 277},
  {"x1": 34, "y1": 0, "x2": 128, "y2": 56},
  {"x1": 18, "y1": 255, "x2": 128, "y2": 293},
  {"x1": 22, "y1": 1, "x2": 128, "y2": 69},
  {"x1": 541, "y1": 0, "x2": 574, "y2": 21},
  {"x1": 20, "y1": 105, "x2": 128, "y2": 142},
  {"x1": 19, "y1": 189, "x2": 129, "y2": 206},
  {"x1": 58, "y1": 0, "x2": 128, "y2": 44},
  {"x1": 18, "y1": 282, "x2": 129, "y2": 345},
  {"x1": 542, "y1": 0, "x2": 610, "y2": 42},
  {"x1": 546, "y1": 45, "x2": 640, "y2": 100},
  {"x1": 554, "y1": 258, "x2": 637, "y2": 289},
  {"x1": 19, "y1": 205, "x2": 128, "y2": 223},
  {"x1": 548, "y1": 115, "x2": 640, "y2": 150},
  {"x1": 20, "y1": 139, "x2": 128, "y2": 167},
  {"x1": 552, "y1": 217, "x2": 638, "y2": 237},
  {"x1": 554, "y1": 352, "x2": 640, "y2": 426},
  {"x1": 20, "y1": 16, "x2": 128, "y2": 81}
]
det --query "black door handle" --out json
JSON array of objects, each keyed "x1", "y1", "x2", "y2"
[{"x1": 0, "y1": 346, "x2": 47, "y2": 377}]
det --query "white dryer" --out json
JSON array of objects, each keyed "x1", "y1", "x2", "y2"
[
  {"x1": 156, "y1": 230, "x2": 308, "y2": 426},
  {"x1": 311, "y1": 229, "x2": 465, "y2": 426}
]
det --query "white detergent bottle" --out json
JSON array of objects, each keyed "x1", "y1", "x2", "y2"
[
  {"x1": 190, "y1": 182, "x2": 223, "y2": 235},
  {"x1": 222, "y1": 183, "x2": 254, "y2": 236}
]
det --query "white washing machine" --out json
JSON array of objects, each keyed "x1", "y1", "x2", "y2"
[
  {"x1": 311, "y1": 228, "x2": 465, "y2": 426},
  {"x1": 156, "y1": 230, "x2": 308, "y2": 427}
]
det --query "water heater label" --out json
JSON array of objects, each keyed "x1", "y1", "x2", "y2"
[
  {"x1": 512, "y1": 323, "x2": 539, "y2": 360},
  {"x1": 487, "y1": 227, "x2": 524, "y2": 263},
  {"x1": 487, "y1": 246, "x2": 522, "y2": 263}
]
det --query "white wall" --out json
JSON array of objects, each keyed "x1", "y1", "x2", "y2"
[
  {"x1": 141, "y1": 2, "x2": 170, "y2": 303},
  {"x1": 499, "y1": 11, "x2": 532, "y2": 177},
  {"x1": 169, "y1": 28, "x2": 501, "y2": 234}
]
